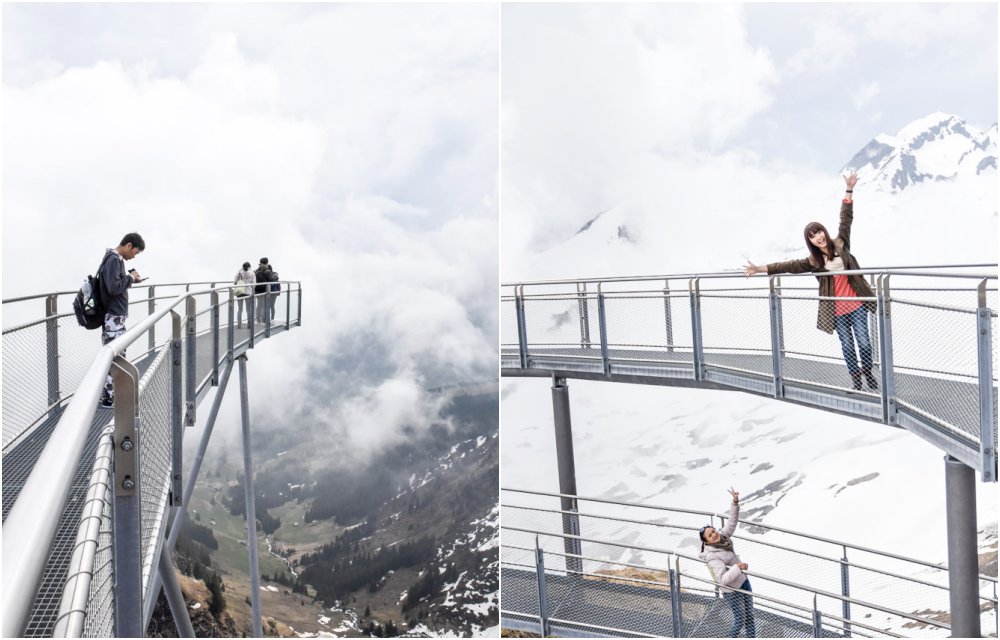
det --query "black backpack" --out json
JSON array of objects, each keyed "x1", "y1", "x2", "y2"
[{"x1": 73, "y1": 252, "x2": 115, "y2": 330}]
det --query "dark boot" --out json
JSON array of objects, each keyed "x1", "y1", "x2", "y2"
[
  {"x1": 850, "y1": 372, "x2": 862, "y2": 391},
  {"x1": 863, "y1": 368, "x2": 878, "y2": 390}
]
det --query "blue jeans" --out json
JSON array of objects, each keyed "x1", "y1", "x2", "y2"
[
  {"x1": 723, "y1": 578, "x2": 756, "y2": 637},
  {"x1": 833, "y1": 306, "x2": 873, "y2": 376}
]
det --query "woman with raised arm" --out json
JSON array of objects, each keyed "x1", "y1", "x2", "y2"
[
  {"x1": 699, "y1": 488, "x2": 756, "y2": 638},
  {"x1": 743, "y1": 172, "x2": 878, "y2": 391}
]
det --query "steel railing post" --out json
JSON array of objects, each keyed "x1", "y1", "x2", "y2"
[
  {"x1": 45, "y1": 294, "x2": 60, "y2": 405},
  {"x1": 945, "y1": 455, "x2": 982, "y2": 638},
  {"x1": 535, "y1": 538, "x2": 551, "y2": 637},
  {"x1": 812, "y1": 594, "x2": 822, "y2": 637},
  {"x1": 840, "y1": 546, "x2": 852, "y2": 637},
  {"x1": 110, "y1": 356, "x2": 142, "y2": 638},
  {"x1": 668, "y1": 558, "x2": 682, "y2": 638},
  {"x1": 158, "y1": 551, "x2": 195, "y2": 638},
  {"x1": 211, "y1": 291, "x2": 220, "y2": 386},
  {"x1": 976, "y1": 280, "x2": 996, "y2": 482},
  {"x1": 868, "y1": 274, "x2": 879, "y2": 368},
  {"x1": 228, "y1": 290, "x2": 235, "y2": 356},
  {"x1": 768, "y1": 277, "x2": 784, "y2": 399},
  {"x1": 148, "y1": 286, "x2": 156, "y2": 352},
  {"x1": 170, "y1": 311, "x2": 183, "y2": 507},
  {"x1": 297, "y1": 282, "x2": 302, "y2": 327},
  {"x1": 578, "y1": 282, "x2": 591, "y2": 349},
  {"x1": 285, "y1": 283, "x2": 291, "y2": 330},
  {"x1": 248, "y1": 294, "x2": 256, "y2": 349},
  {"x1": 876, "y1": 275, "x2": 897, "y2": 425},
  {"x1": 238, "y1": 355, "x2": 264, "y2": 638},
  {"x1": 516, "y1": 286, "x2": 529, "y2": 369},
  {"x1": 689, "y1": 278, "x2": 704, "y2": 380},
  {"x1": 551, "y1": 375, "x2": 583, "y2": 574},
  {"x1": 597, "y1": 284, "x2": 610, "y2": 375},
  {"x1": 184, "y1": 296, "x2": 197, "y2": 426},
  {"x1": 664, "y1": 279, "x2": 675, "y2": 353},
  {"x1": 775, "y1": 276, "x2": 786, "y2": 357},
  {"x1": 264, "y1": 286, "x2": 272, "y2": 339}
]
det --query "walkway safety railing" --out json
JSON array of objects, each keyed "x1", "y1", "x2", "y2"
[
  {"x1": 2, "y1": 280, "x2": 302, "y2": 638},
  {"x1": 500, "y1": 488, "x2": 999, "y2": 638},
  {"x1": 501, "y1": 264, "x2": 998, "y2": 482}
]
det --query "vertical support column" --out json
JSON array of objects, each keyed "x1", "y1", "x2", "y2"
[
  {"x1": 551, "y1": 375, "x2": 582, "y2": 574},
  {"x1": 170, "y1": 312, "x2": 183, "y2": 507},
  {"x1": 876, "y1": 275, "x2": 897, "y2": 425},
  {"x1": 578, "y1": 282, "x2": 591, "y2": 349},
  {"x1": 944, "y1": 455, "x2": 981, "y2": 639},
  {"x1": 110, "y1": 356, "x2": 142, "y2": 638},
  {"x1": 211, "y1": 291, "x2": 220, "y2": 386},
  {"x1": 297, "y1": 282, "x2": 303, "y2": 327},
  {"x1": 264, "y1": 286, "x2": 272, "y2": 339},
  {"x1": 868, "y1": 274, "x2": 879, "y2": 368},
  {"x1": 775, "y1": 276, "x2": 786, "y2": 356},
  {"x1": 45, "y1": 295, "x2": 60, "y2": 406},
  {"x1": 227, "y1": 290, "x2": 235, "y2": 356},
  {"x1": 238, "y1": 356, "x2": 264, "y2": 638},
  {"x1": 811, "y1": 595, "x2": 823, "y2": 637},
  {"x1": 668, "y1": 558, "x2": 682, "y2": 638},
  {"x1": 148, "y1": 286, "x2": 157, "y2": 353},
  {"x1": 286, "y1": 284, "x2": 292, "y2": 330},
  {"x1": 768, "y1": 277, "x2": 785, "y2": 399},
  {"x1": 977, "y1": 280, "x2": 996, "y2": 483},
  {"x1": 597, "y1": 285, "x2": 611, "y2": 375},
  {"x1": 248, "y1": 294, "x2": 256, "y2": 349},
  {"x1": 840, "y1": 546, "x2": 852, "y2": 637},
  {"x1": 516, "y1": 286, "x2": 529, "y2": 369},
  {"x1": 158, "y1": 551, "x2": 195, "y2": 638},
  {"x1": 663, "y1": 279, "x2": 675, "y2": 353},
  {"x1": 184, "y1": 296, "x2": 197, "y2": 426},
  {"x1": 689, "y1": 279, "x2": 705, "y2": 381},
  {"x1": 534, "y1": 538, "x2": 551, "y2": 638}
]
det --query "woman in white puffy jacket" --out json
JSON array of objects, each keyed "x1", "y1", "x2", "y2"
[
  {"x1": 699, "y1": 488, "x2": 756, "y2": 638},
  {"x1": 233, "y1": 262, "x2": 256, "y2": 329}
]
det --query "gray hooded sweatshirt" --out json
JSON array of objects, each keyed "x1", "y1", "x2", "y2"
[
  {"x1": 699, "y1": 502, "x2": 747, "y2": 589},
  {"x1": 99, "y1": 248, "x2": 134, "y2": 317}
]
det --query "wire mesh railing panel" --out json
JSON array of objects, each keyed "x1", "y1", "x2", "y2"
[
  {"x1": 892, "y1": 295, "x2": 982, "y2": 441},
  {"x1": 499, "y1": 563, "x2": 540, "y2": 621},
  {"x1": 136, "y1": 348, "x2": 174, "y2": 603},
  {"x1": 603, "y1": 293, "x2": 690, "y2": 363},
  {"x1": 2, "y1": 322, "x2": 51, "y2": 449},
  {"x1": 57, "y1": 320, "x2": 106, "y2": 407},
  {"x1": 500, "y1": 296, "x2": 520, "y2": 366},
  {"x1": 699, "y1": 291, "x2": 773, "y2": 377},
  {"x1": 522, "y1": 295, "x2": 595, "y2": 350},
  {"x1": 775, "y1": 296, "x2": 880, "y2": 393},
  {"x1": 81, "y1": 430, "x2": 115, "y2": 638}
]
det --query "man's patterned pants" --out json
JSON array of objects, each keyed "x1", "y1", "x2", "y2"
[{"x1": 101, "y1": 314, "x2": 127, "y2": 404}]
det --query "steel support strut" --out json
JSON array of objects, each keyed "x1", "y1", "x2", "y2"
[
  {"x1": 876, "y1": 275, "x2": 897, "y2": 424},
  {"x1": 944, "y1": 455, "x2": 981, "y2": 638},
  {"x1": 597, "y1": 284, "x2": 610, "y2": 375},
  {"x1": 663, "y1": 279, "x2": 675, "y2": 353},
  {"x1": 110, "y1": 356, "x2": 142, "y2": 637},
  {"x1": 159, "y1": 551, "x2": 195, "y2": 638},
  {"x1": 45, "y1": 294, "x2": 60, "y2": 405},
  {"x1": 551, "y1": 375, "x2": 583, "y2": 574},
  {"x1": 516, "y1": 286, "x2": 529, "y2": 369},
  {"x1": 768, "y1": 277, "x2": 784, "y2": 399},
  {"x1": 977, "y1": 279, "x2": 996, "y2": 482},
  {"x1": 578, "y1": 282, "x2": 591, "y2": 349},
  {"x1": 238, "y1": 355, "x2": 264, "y2": 638},
  {"x1": 534, "y1": 538, "x2": 551, "y2": 637},
  {"x1": 184, "y1": 296, "x2": 197, "y2": 426},
  {"x1": 689, "y1": 278, "x2": 705, "y2": 380}
]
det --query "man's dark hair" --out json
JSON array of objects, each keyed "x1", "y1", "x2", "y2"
[
  {"x1": 259, "y1": 257, "x2": 269, "y2": 265},
  {"x1": 120, "y1": 232, "x2": 145, "y2": 251}
]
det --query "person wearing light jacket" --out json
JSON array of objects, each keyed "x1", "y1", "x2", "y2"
[
  {"x1": 699, "y1": 488, "x2": 756, "y2": 638},
  {"x1": 233, "y1": 262, "x2": 256, "y2": 329}
]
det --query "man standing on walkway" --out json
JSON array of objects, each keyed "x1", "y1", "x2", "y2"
[
  {"x1": 99, "y1": 233, "x2": 145, "y2": 408},
  {"x1": 254, "y1": 257, "x2": 271, "y2": 323}
]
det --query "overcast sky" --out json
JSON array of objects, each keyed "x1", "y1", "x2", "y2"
[
  {"x1": 501, "y1": 3, "x2": 997, "y2": 270},
  {"x1": 3, "y1": 4, "x2": 498, "y2": 453}
]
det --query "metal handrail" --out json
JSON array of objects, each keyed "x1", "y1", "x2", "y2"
[
  {"x1": 501, "y1": 487, "x2": 996, "y2": 580},
  {"x1": 1, "y1": 282, "x2": 273, "y2": 638},
  {"x1": 502, "y1": 264, "x2": 997, "y2": 287}
]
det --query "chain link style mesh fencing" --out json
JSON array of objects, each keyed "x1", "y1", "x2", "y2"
[{"x1": 500, "y1": 489, "x2": 997, "y2": 637}]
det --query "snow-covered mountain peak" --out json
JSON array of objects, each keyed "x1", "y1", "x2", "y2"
[{"x1": 845, "y1": 113, "x2": 996, "y2": 192}]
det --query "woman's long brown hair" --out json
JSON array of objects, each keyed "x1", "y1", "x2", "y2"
[{"x1": 803, "y1": 222, "x2": 834, "y2": 266}]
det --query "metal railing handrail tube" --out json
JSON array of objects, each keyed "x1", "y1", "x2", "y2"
[
  {"x1": 502, "y1": 264, "x2": 997, "y2": 287},
  {"x1": 1, "y1": 284, "x2": 220, "y2": 638},
  {"x1": 501, "y1": 487, "x2": 979, "y2": 576}
]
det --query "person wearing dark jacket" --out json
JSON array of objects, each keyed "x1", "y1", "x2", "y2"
[
  {"x1": 254, "y1": 257, "x2": 271, "y2": 322},
  {"x1": 744, "y1": 172, "x2": 878, "y2": 391},
  {"x1": 99, "y1": 232, "x2": 145, "y2": 408},
  {"x1": 699, "y1": 488, "x2": 756, "y2": 638}
]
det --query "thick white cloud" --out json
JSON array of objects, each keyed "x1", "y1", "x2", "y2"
[{"x1": 3, "y1": 4, "x2": 498, "y2": 452}]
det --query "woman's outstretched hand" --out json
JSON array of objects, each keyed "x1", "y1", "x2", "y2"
[
  {"x1": 738, "y1": 562, "x2": 749, "y2": 570},
  {"x1": 728, "y1": 487, "x2": 740, "y2": 503},
  {"x1": 743, "y1": 261, "x2": 763, "y2": 277},
  {"x1": 844, "y1": 171, "x2": 859, "y2": 190}
]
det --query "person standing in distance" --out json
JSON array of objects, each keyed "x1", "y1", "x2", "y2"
[{"x1": 99, "y1": 232, "x2": 145, "y2": 409}]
